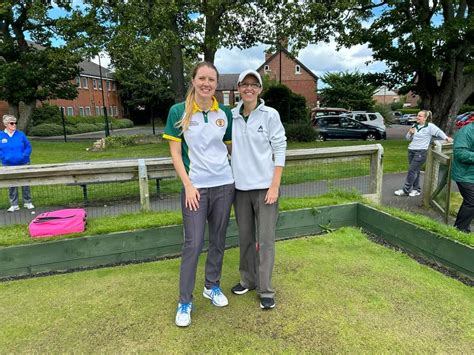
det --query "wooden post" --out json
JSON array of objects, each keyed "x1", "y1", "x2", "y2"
[
  {"x1": 138, "y1": 159, "x2": 150, "y2": 211},
  {"x1": 368, "y1": 144, "x2": 384, "y2": 205},
  {"x1": 423, "y1": 144, "x2": 434, "y2": 208}
]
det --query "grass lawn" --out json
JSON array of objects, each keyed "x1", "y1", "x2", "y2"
[
  {"x1": 30, "y1": 139, "x2": 410, "y2": 173},
  {"x1": 0, "y1": 227, "x2": 472, "y2": 352}
]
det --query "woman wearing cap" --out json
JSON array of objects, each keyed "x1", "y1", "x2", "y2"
[
  {"x1": 452, "y1": 118, "x2": 474, "y2": 233},
  {"x1": 163, "y1": 62, "x2": 234, "y2": 327},
  {"x1": 230, "y1": 69, "x2": 287, "y2": 310},
  {"x1": 394, "y1": 110, "x2": 452, "y2": 197},
  {"x1": 0, "y1": 115, "x2": 34, "y2": 212}
]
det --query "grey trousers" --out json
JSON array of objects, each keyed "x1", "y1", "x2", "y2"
[
  {"x1": 9, "y1": 186, "x2": 32, "y2": 206},
  {"x1": 234, "y1": 189, "x2": 279, "y2": 298},
  {"x1": 403, "y1": 149, "x2": 427, "y2": 194},
  {"x1": 179, "y1": 183, "x2": 235, "y2": 304}
]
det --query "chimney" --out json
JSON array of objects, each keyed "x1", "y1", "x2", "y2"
[{"x1": 278, "y1": 37, "x2": 288, "y2": 50}]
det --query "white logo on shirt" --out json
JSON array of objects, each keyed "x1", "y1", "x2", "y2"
[{"x1": 1, "y1": 138, "x2": 7, "y2": 144}]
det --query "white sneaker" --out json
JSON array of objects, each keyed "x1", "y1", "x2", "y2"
[
  {"x1": 394, "y1": 189, "x2": 407, "y2": 196},
  {"x1": 7, "y1": 205, "x2": 19, "y2": 212},
  {"x1": 409, "y1": 190, "x2": 421, "y2": 197},
  {"x1": 175, "y1": 302, "x2": 192, "y2": 327},
  {"x1": 24, "y1": 203, "x2": 35, "y2": 209},
  {"x1": 203, "y1": 286, "x2": 228, "y2": 307}
]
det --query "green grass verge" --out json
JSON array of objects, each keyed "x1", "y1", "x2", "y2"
[
  {"x1": 30, "y1": 139, "x2": 409, "y2": 173},
  {"x1": 0, "y1": 228, "x2": 472, "y2": 352},
  {"x1": 0, "y1": 191, "x2": 363, "y2": 248}
]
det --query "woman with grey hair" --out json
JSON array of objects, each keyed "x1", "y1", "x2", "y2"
[{"x1": 0, "y1": 115, "x2": 34, "y2": 212}]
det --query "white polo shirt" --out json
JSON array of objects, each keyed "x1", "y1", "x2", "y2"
[{"x1": 163, "y1": 97, "x2": 234, "y2": 188}]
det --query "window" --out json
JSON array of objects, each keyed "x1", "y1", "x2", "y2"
[
  {"x1": 75, "y1": 77, "x2": 81, "y2": 88},
  {"x1": 354, "y1": 113, "x2": 367, "y2": 122},
  {"x1": 67, "y1": 107, "x2": 74, "y2": 116},
  {"x1": 234, "y1": 91, "x2": 240, "y2": 103},
  {"x1": 109, "y1": 106, "x2": 113, "y2": 115},
  {"x1": 295, "y1": 65, "x2": 301, "y2": 74},
  {"x1": 95, "y1": 106, "x2": 101, "y2": 116},
  {"x1": 79, "y1": 107, "x2": 84, "y2": 117},
  {"x1": 112, "y1": 82, "x2": 116, "y2": 91},
  {"x1": 82, "y1": 77, "x2": 88, "y2": 89},
  {"x1": 113, "y1": 106, "x2": 118, "y2": 116},
  {"x1": 264, "y1": 65, "x2": 270, "y2": 72},
  {"x1": 223, "y1": 91, "x2": 230, "y2": 106},
  {"x1": 106, "y1": 81, "x2": 111, "y2": 91},
  {"x1": 98, "y1": 80, "x2": 102, "y2": 90},
  {"x1": 368, "y1": 113, "x2": 378, "y2": 121},
  {"x1": 85, "y1": 106, "x2": 91, "y2": 116},
  {"x1": 93, "y1": 79, "x2": 97, "y2": 90}
]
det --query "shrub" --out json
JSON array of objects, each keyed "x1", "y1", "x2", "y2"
[
  {"x1": 76, "y1": 123, "x2": 102, "y2": 133},
  {"x1": 112, "y1": 119, "x2": 134, "y2": 129},
  {"x1": 65, "y1": 125, "x2": 79, "y2": 135},
  {"x1": 285, "y1": 123, "x2": 317, "y2": 142},
  {"x1": 104, "y1": 135, "x2": 139, "y2": 148},
  {"x1": 459, "y1": 104, "x2": 474, "y2": 114},
  {"x1": 373, "y1": 103, "x2": 392, "y2": 125},
  {"x1": 29, "y1": 123, "x2": 64, "y2": 136},
  {"x1": 262, "y1": 84, "x2": 309, "y2": 124},
  {"x1": 31, "y1": 105, "x2": 62, "y2": 126}
]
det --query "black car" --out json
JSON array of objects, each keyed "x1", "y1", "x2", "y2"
[{"x1": 313, "y1": 115, "x2": 386, "y2": 141}]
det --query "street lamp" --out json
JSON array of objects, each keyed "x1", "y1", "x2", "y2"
[{"x1": 97, "y1": 54, "x2": 110, "y2": 137}]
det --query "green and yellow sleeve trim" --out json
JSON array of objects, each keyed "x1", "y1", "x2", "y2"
[
  {"x1": 224, "y1": 140, "x2": 232, "y2": 145},
  {"x1": 163, "y1": 134, "x2": 182, "y2": 142}
]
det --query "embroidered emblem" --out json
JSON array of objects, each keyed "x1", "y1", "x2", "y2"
[
  {"x1": 216, "y1": 118, "x2": 225, "y2": 127},
  {"x1": 257, "y1": 125, "x2": 264, "y2": 132},
  {"x1": 189, "y1": 120, "x2": 199, "y2": 126},
  {"x1": 1, "y1": 138, "x2": 7, "y2": 144}
]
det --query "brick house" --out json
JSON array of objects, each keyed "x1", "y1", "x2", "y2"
[
  {"x1": 215, "y1": 48, "x2": 318, "y2": 108},
  {"x1": 0, "y1": 60, "x2": 125, "y2": 119},
  {"x1": 48, "y1": 61, "x2": 124, "y2": 118}
]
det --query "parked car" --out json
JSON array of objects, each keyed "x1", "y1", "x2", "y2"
[
  {"x1": 341, "y1": 111, "x2": 386, "y2": 130},
  {"x1": 391, "y1": 111, "x2": 403, "y2": 123},
  {"x1": 313, "y1": 115, "x2": 386, "y2": 141},
  {"x1": 399, "y1": 114, "x2": 417, "y2": 125},
  {"x1": 311, "y1": 107, "x2": 349, "y2": 122}
]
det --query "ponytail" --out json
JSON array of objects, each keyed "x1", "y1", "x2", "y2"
[
  {"x1": 422, "y1": 110, "x2": 432, "y2": 122},
  {"x1": 177, "y1": 86, "x2": 196, "y2": 132},
  {"x1": 176, "y1": 61, "x2": 219, "y2": 132}
]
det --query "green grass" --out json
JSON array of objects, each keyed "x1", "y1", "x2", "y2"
[
  {"x1": 30, "y1": 139, "x2": 410, "y2": 173},
  {"x1": 0, "y1": 228, "x2": 472, "y2": 352},
  {"x1": 0, "y1": 191, "x2": 363, "y2": 248}
]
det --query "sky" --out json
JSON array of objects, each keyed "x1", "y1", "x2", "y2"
[{"x1": 214, "y1": 42, "x2": 387, "y2": 78}]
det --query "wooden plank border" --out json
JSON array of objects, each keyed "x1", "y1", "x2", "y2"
[
  {"x1": 357, "y1": 204, "x2": 474, "y2": 278},
  {"x1": 0, "y1": 204, "x2": 358, "y2": 279},
  {"x1": 1, "y1": 203, "x2": 472, "y2": 281}
]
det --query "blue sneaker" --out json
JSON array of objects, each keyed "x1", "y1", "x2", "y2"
[
  {"x1": 203, "y1": 286, "x2": 228, "y2": 307},
  {"x1": 175, "y1": 302, "x2": 192, "y2": 327}
]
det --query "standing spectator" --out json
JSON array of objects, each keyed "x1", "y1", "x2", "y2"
[
  {"x1": 230, "y1": 69, "x2": 287, "y2": 310},
  {"x1": 0, "y1": 115, "x2": 34, "y2": 212},
  {"x1": 452, "y1": 120, "x2": 474, "y2": 233},
  {"x1": 395, "y1": 110, "x2": 452, "y2": 197},
  {"x1": 163, "y1": 62, "x2": 234, "y2": 327}
]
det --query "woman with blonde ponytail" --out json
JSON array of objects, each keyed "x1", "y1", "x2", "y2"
[
  {"x1": 163, "y1": 62, "x2": 234, "y2": 327},
  {"x1": 394, "y1": 110, "x2": 452, "y2": 197}
]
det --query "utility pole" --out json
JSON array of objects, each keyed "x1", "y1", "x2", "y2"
[{"x1": 98, "y1": 54, "x2": 110, "y2": 137}]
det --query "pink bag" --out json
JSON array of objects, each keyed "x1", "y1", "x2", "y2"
[{"x1": 29, "y1": 208, "x2": 87, "y2": 238}]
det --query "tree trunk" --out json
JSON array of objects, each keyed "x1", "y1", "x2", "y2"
[
  {"x1": 9, "y1": 101, "x2": 35, "y2": 133},
  {"x1": 168, "y1": 16, "x2": 186, "y2": 103}
]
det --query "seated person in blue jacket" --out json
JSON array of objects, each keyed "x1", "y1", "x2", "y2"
[{"x1": 0, "y1": 115, "x2": 34, "y2": 212}]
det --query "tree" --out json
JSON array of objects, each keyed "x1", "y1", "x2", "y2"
[
  {"x1": 94, "y1": 1, "x2": 281, "y2": 104},
  {"x1": 283, "y1": 0, "x2": 474, "y2": 132},
  {"x1": 0, "y1": 1, "x2": 101, "y2": 131},
  {"x1": 262, "y1": 84, "x2": 308, "y2": 124},
  {"x1": 319, "y1": 71, "x2": 376, "y2": 111}
]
